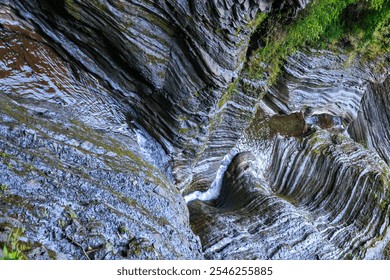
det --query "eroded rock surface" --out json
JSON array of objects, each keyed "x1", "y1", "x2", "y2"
[
  {"x1": 4, "y1": 0, "x2": 310, "y2": 192},
  {"x1": 0, "y1": 4, "x2": 202, "y2": 259},
  {"x1": 190, "y1": 131, "x2": 390, "y2": 259},
  {"x1": 189, "y1": 49, "x2": 390, "y2": 259},
  {"x1": 0, "y1": 92, "x2": 202, "y2": 259},
  {"x1": 349, "y1": 76, "x2": 390, "y2": 164},
  {"x1": 0, "y1": 0, "x2": 389, "y2": 260}
]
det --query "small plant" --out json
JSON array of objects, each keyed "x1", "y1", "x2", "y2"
[
  {"x1": 64, "y1": 0, "x2": 81, "y2": 20},
  {"x1": 0, "y1": 184, "x2": 7, "y2": 193},
  {"x1": 0, "y1": 152, "x2": 10, "y2": 158},
  {"x1": 66, "y1": 208, "x2": 78, "y2": 220},
  {"x1": 58, "y1": 219, "x2": 66, "y2": 228},
  {"x1": 1, "y1": 245, "x2": 22, "y2": 260},
  {"x1": 0, "y1": 228, "x2": 25, "y2": 260}
]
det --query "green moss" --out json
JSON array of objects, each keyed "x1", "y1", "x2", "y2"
[
  {"x1": 235, "y1": 26, "x2": 242, "y2": 36},
  {"x1": 65, "y1": 207, "x2": 78, "y2": 220},
  {"x1": 1, "y1": 194, "x2": 37, "y2": 213},
  {"x1": 0, "y1": 152, "x2": 10, "y2": 158},
  {"x1": 103, "y1": 186, "x2": 171, "y2": 228},
  {"x1": 237, "y1": 39, "x2": 246, "y2": 48},
  {"x1": 157, "y1": 71, "x2": 166, "y2": 79},
  {"x1": 358, "y1": 139, "x2": 369, "y2": 149},
  {"x1": 120, "y1": 17, "x2": 134, "y2": 32},
  {"x1": 140, "y1": 11, "x2": 175, "y2": 37},
  {"x1": 88, "y1": 0, "x2": 109, "y2": 12},
  {"x1": 177, "y1": 115, "x2": 189, "y2": 122},
  {"x1": 0, "y1": 184, "x2": 7, "y2": 193},
  {"x1": 269, "y1": 113, "x2": 306, "y2": 137},
  {"x1": 380, "y1": 171, "x2": 390, "y2": 211},
  {"x1": 116, "y1": 0, "x2": 126, "y2": 11},
  {"x1": 97, "y1": 2, "x2": 108, "y2": 12},
  {"x1": 218, "y1": 79, "x2": 239, "y2": 109},
  {"x1": 247, "y1": 0, "x2": 389, "y2": 85},
  {"x1": 380, "y1": 198, "x2": 390, "y2": 211},
  {"x1": 64, "y1": 0, "x2": 81, "y2": 20},
  {"x1": 0, "y1": 92, "x2": 169, "y2": 188},
  {"x1": 193, "y1": 108, "x2": 225, "y2": 164},
  {"x1": 146, "y1": 54, "x2": 166, "y2": 65},
  {"x1": 126, "y1": 237, "x2": 156, "y2": 258},
  {"x1": 57, "y1": 219, "x2": 66, "y2": 228},
  {"x1": 276, "y1": 193, "x2": 297, "y2": 205},
  {"x1": 178, "y1": 127, "x2": 191, "y2": 134},
  {"x1": 247, "y1": 12, "x2": 267, "y2": 31}
]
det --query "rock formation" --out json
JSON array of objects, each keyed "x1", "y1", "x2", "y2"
[
  {"x1": 189, "y1": 49, "x2": 390, "y2": 259},
  {"x1": 0, "y1": 0, "x2": 389, "y2": 259}
]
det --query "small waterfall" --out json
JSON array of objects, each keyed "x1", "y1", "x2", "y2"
[{"x1": 184, "y1": 148, "x2": 238, "y2": 203}]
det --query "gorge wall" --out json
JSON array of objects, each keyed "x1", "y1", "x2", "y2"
[{"x1": 0, "y1": 0, "x2": 389, "y2": 259}]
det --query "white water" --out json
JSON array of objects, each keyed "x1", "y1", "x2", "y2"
[
  {"x1": 184, "y1": 130, "x2": 274, "y2": 203},
  {"x1": 184, "y1": 148, "x2": 238, "y2": 203}
]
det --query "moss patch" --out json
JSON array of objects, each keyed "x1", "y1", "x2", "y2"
[
  {"x1": 64, "y1": 0, "x2": 81, "y2": 20},
  {"x1": 218, "y1": 79, "x2": 239, "y2": 109},
  {"x1": 247, "y1": 0, "x2": 389, "y2": 85}
]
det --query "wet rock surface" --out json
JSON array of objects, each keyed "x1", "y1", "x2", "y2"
[
  {"x1": 188, "y1": 49, "x2": 390, "y2": 259},
  {"x1": 190, "y1": 131, "x2": 390, "y2": 259},
  {"x1": 0, "y1": 0, "x2": 389, "y2": 260},
  {"x1": 4, "y1": 0, "x2": 310, "y2": 192},
  {"x1": 0, "y1": 5, "x2": 202, "y2": 259},
  {"x1": 349, "y1": 76, "x2": 390, "y2": 164},
  {"x1": 0, "y1": 92, "x2": 202, "y2": 259}
]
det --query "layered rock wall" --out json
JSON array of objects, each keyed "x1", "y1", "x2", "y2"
[
  {"x1": 0, "y1": 0, "x2": 389, "y2": 260},
  {"x1": 6, "y1": 0, "x2": 309, "y2": 191},
  {"x1": 349, "y1": 76, "x2": 390, "y2": 164}
]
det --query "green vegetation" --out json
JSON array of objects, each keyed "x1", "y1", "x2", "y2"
[
  {"x1": 0, "y1": 152, "x2": 10, "y2": 158},
  {"x1": 0, "y1": 184, "x2": 7, "y2": 193},
  {"x1": 57, "y1": 219, "x2": 66, "y2": 228},
  {"x1": 218, "y1": 79, "x2": 239, "y2": 109},
  {"x1": 246, "y1": 12, "x2": 268, "y2": 33},
  {"x1": 127, "y1": 237, "x2": 155, "y2": 258},
  {"x1": 116, "y1": 0, "x2": 126, "y2": 12},
  {"x1": 64, "y1": 0, "x2": 81, "y2": 20},
  {"x1": 0, "y1": 228, "x2": 25, "y2": 260},
  {"x1": 251, "y1": 13, "x2": 268, "y2": 29},
  {"x1": 93, "y1": 0, "x2": 108, "y2": 13},
  {"x1": 65, "y1": 0, "x2": 109, "y2": 19},
  {"x1": 66, "y1": 207, "x2": 78, "y2": 220},
  {"x1": 1, "y1": 245, "x2": 21, "y2": 260},
  {"x1": 0, "y1": 92, "x2": 166, "y2": 186},
  {"x1": 248, "y1": 0, "x2": 389, "y2": 84},
  {"x1": 146, "y1": 54, "x2": 166, "y2": 65}
]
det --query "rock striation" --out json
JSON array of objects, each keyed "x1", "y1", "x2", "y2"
[
  {"x1": 0, "y1": 0, "x2": 389, "y2": 260},
  {"x1": 349, "y1": 76, "x2": 390, "y2": 164},
  {"x1": 4, "y1": 0, "x2": 309, "y2": 192},
  {"x1": 189, "y1": 49, "x2": 390, "y2": 259},
  {"x1": 0, "y1": 90, "x2": 203, "y2": 259},
  {"x1": 0, "y1": 4, "x2": 202, "y2": 259},
  {"x1": 190, "y1": 131, "x2": 390, "y2": 259}
]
